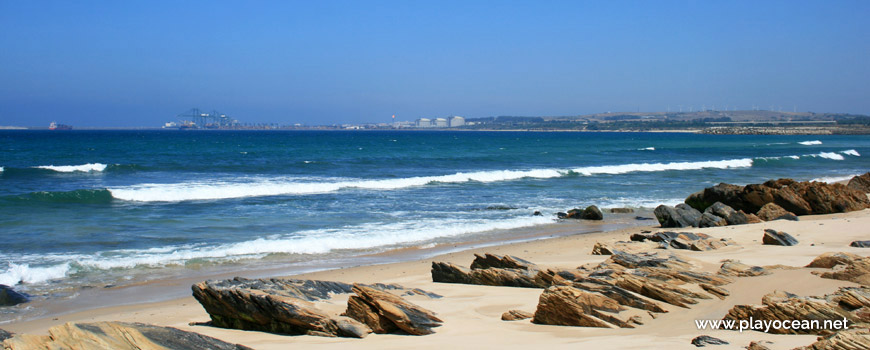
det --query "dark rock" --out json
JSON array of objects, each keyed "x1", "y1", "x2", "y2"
[
  {"x1": 581, "y1": 205, "x2": 604, "y2": 220},
  {"x1": 654, "y1": 204, "x2": 701, "y2": 228},
  {"x1": 610, "y1": 208, "x2": 635, "y2": 213},
  {"x1": 756, "y1": 202, "x2": 798, "y2": 221},
  {"x1": 0, "y1": 328, "x2": 12, "y2": 341},
  {"x1": 850, "y1": 240, "x2": 870, "y2": 248},
  {"x1": 485, "y1": 205, "x2": 518, "y2": 210},
  {"x1": 684, "y1": 179, "x2": 870, "y2": 216},
  {"x1": 691, "y1": 335, "x2": 729, "y2": 347},
  {"x1": 346, "y1": 284, "x2": 442, "y2": 335},
  {"x1": 533, "y1": 211, "x2": 543, "y2": 216},
  {"x1": 762, "y1": 229, "x2": 799, "y2": 246},
  {"x1": 847, "y1": 172, "x2": 870, "y2": 193},
  {"x1": 635, "y1": 216, "x2": 654, "y2": 221},
  {"x1": 684, "y1": 183, "x2": 744, "y2": 212},
  {"x1": 501, "y1": 310, "x2": 534, "y2": 321},
  {"x1": 698, "y1": 212, "x2": 727, "y2": 228},
  {"x1": 470, "y1": 253, "x2": 537, "y2": 270},
  {"x1": 431, "y1": 262, "x2": 544, "y2": 288},
  {"x1": 0, "y1": 284, "x2": 28, "y2": 307},
  {"x1": 1, "y1": 322, "x2": 252, "y2": 350},
  {"x1": 556, "y1": 212, "x2": 568, "y2": 219},
  {"x1": 630, "y1": 231, "x2": 730, "y2": 251},
  {"x1": 532, "y1": 286, "x2": 633, "y2": 328},
  {"x1": 191, "y1": 278, "x2": 371, "y2": 338},
  {"x1": 806, "y1": 252, "x2": 870, "y2": 285},
  {"x1": 704, "y1": 201, "x2": 757, "y2": 226}
]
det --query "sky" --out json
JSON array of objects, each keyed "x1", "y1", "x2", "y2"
[{"x1": 1, "y1": 1, "x2": 868, "y2": 127}]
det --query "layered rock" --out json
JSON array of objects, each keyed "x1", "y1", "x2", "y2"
[
  {"x1": 0, "y1": 285, "x2": 27, "y2": 307},
  {"x1": 718, "y1": 260, "x2": 770, "y2": 277},
  {"x1": 850, "y1": 241, "x2": 870, "y2": 248},
  {"x1": 501, "y1": 310, "x2": 533, "y2": 321},
  {"x1": 191, "y1": 278, "x2": 371, "y2": 338},
  {"x1": 684, "y1": 179, "x2": 870, "y2": 215},
  {"x1": 431, "y1": 261, "x2": 544, "y2": 288},
  {"x1": 1, "y1": 322, "x2": 251, "y2": 350},
  {"x1": 690, "y1": 335, "x2": 729, "y2": 347},
  {"x1": 723, "y1": 287, "x2": 870, "y2": 335},
  {"x1": 629, "y1": 231, "x2": 732, "y2": 251},
  {"x1": 756, "y1": 202, "x2": 798, "y2": 221},
  {"x1": 794, "y1": 327, "x2": 870, "y2": 350},
  {"x1": 806, "y1": 252, "x2": 870, "y2": 285},
  {"x1": 532, "y1": 286, "x2": 633, "y2": 328},
  {"x1": 345, "y1": 284, "x2": 442, "y2": 335},
  {"x1": 762, "y1": 229, "x2": 799, "y2": 246}
]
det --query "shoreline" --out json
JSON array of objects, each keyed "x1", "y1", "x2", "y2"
[{"x1": 4, "y1": 208, "x2": 870, "y2": 349}]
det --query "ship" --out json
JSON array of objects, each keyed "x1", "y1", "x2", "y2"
[{"x1": 49, "y1": 122, "x2": 73, "y2": 130}]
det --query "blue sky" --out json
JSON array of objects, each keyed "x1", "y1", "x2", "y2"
[{"x1": 1, "y1": 1, "x2": 868, "y2": 127}]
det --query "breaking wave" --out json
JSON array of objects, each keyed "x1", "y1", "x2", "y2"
[
  {"x1": 6, "y1": 189, "x2": 114, "y2": 204},
  {"x1": 798, "y1": 140, "x2": 823, "y2": 145},
  {"x1": 109, "y1": 158, "x2": 754, "y2": 202},
  {"x1": 36, "y1": 163, "x2": 107, "y2": 172},
  {"x1": 810, "y1": 174, "x2": 859, "y2": 184},
  {"x1": 842, "y1": 149, "x2": 861, "y2": 157}
]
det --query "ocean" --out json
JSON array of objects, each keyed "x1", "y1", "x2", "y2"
[{"x1": 0, "y1": 130, "x2": 867, "y2": 317}]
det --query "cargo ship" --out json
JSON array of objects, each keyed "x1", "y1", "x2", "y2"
[{"x1": 49, "y1": 122, "x2": 73, "y2": 130}]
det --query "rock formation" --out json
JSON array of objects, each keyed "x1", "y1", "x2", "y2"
[
  {"x1": 0, "y1": 329, "x2": 12, "y2": 342},
  {"x1": 756, "y1": 202, "x2": 798, "y2": 221},
  {"x1": 501, "y1": 310, "x2": 533, "y2": 321},
  {"x1": 629, "y1": 231, "x2": 732, "y2": 251},
  {"x1": 345, "y1": 284, "x2": 442, "y2": 335},
  {"x1": 847, "y1": 172, "x2": 870, "y2": 193},
  {"x1": 793, "y1": 327, "x2": 870, "y2": 350},
  {"x1": 849, "y1": 241, "x2": 870, "y2": 248},
  {"x1": 0, "y1": 285, "x2": 27, "y2": 307},
  {"x1": 533, "y1": 286, "x2": 633, "y2": 328},
  {"x1": 1, "y1": 322, "x2": 251, "y2": 350},
  {"x1": 690, "y1": 335, "x2": 729, "y2": 347},
  {"x1": 806, "y1": 252, "x2": 870, "y2": 285},
  {"x1": 685, "y1": 179, "x2": 870, "y2": 216},
  {"x1": 654, "y1": 204, "x2": 702, "y2": 228},
  {"x1": 762, "y1": 229, "x2": 799, "y2": 246},
  {"x1": 718, "y1": 260, "x2": 770, "y2": 277}
]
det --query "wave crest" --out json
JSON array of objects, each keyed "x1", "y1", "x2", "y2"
[
  {"x1": 36, "y1": 163, "x2": 107, "y2": 172},
  {"x1": 798, "y1": 140, "x2": 823, "y2": 145}
]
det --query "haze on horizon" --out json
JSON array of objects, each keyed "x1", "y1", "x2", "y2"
[{"x1": 1, "y1": 1, "x2": 868, "y2": 127}]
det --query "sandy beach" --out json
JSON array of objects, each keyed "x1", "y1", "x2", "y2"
[{"x1": 4, "y1": 207, "x2": 869, "y2": 350}]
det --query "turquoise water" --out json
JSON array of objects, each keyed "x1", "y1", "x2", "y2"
[{"x1": 0, "y1": 130, "x2": 867, "y2": 297}]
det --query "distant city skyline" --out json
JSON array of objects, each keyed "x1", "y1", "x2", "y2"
[{"x1": 2, "y1": 1, "x2": 869, "y2": 127}]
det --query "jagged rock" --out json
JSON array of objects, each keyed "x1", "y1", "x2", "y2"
[
  {"x1": 0, "y1": 329, "x2": 12, "y2": 342},
  {"x1": 685, "y1": 183, "x2": 745, "y2": 212},
  {"x1": 614, "y1": 273, "x2": 708, "y2": 308},
  {"x1": 610, "y1": 208, "x2": 635, "y2": 213},
  {"x1": 762, "y1": 229, "x2": 799, "y2": 246},
  {"x1": 581, "y1": 205, "x2": 604, "y2": 220},
  {"x1": 591, "y1": 242, "x2": 617, "y2": 255},
  {"x1": 791, "y1": 181, "x2": 870, "y2": 214},
  {"x1": 684, "y1": 179, "x2": 869, "y2": 215},
  {"x1": 806, "y1": 252, "x2": 870, "y2": 285},
  {"x1": 703, "y1": 201, "x2": 758, "y2": 226},
  {"x1": 470, "y1": 253, "x2": 537, "y2": 270},
  {"x1": 629, "y1": 231, "x2": 731, "y2": 251},
  {"x1": 699, "y1": 212, "x2": 728, "y2": 227},
  {"x1": 757, "y1": 202, "x2": 798, "y2": 221},
  {"x1": 723, "y1": 288, "x2": 868, "y2": 335},
  {"x1": 628, "y1": 315, "x2": 644, "y2": 325},
  {"x1": 607, "y1": 251, "x2": 693, "y2": 270},
  {"x1": 534, "y1": 268, "x2": 586, "y2": 287},
  {"x1": 431, "y1": 262, "x2": 544, "y2": 288},
  {"x1": 556, "y1": 212, "x2": 568, "y2": 219},
  {"x1": 847, "y1": 173, "x2": 870, "y2": 193},
  {"x1": 346, "y1": 284, "x2": 442, "y2": 335},
  {"x1": 700, "y1": 283, "x2": 730, "y2": 299},
  {"x1": 745, "y1": 341, "x2": 773, "y2": 350},
  {"x1": 850, "y1": 241, "x2": 870, "y2": 248},
  {"x1": 691, "y1": 335, "x2": 729, "y2": 347},
  {"x1": 533, "y1": 211, "x2": 543, "y2": 216},
  {"x1": 501, "y1": 310, "x2": 534, "y2": 321},
  {"x1": 655, "y1": 204, "x2": 701, "y2": 228},
  {"x1": 532, "y1": 286, "x2": 633, "y2": 328},
  {"x1": 1, "y1": 322, "x2": 252, "y2": 350},
  {"x1": 718, "y1": 260, "x2": 770, "y2": 277},
  {"x1": 191, "y1": 278, "x2": 371, "y2": 338},
  {"x1": 572, "y1": 281, "x2": 668, "y2": 313},
  {"x1": 794, "y1": 326, "x2": 870, "y2": 350},
  {"x1": 0, "y1": 285, "x2": 28, "y2": 306}
]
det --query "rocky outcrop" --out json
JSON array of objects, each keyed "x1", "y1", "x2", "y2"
[
  {"x1": 718, "y1": 260, "x2": 770, "y2": 277},
  {"x1": 793, "y1": 327, "x2": 870, "y2": 350},
  {"x1": 703, "y1": 202, "x2": 760, "y2": 226},
  {"x1": 1, "y1": 322, "x2": 251, "y2": 350},
  {"x1": 564, "y1": 205, "x2": 604, "y2": 220},
  {"x1": 746, "y1": 341, "x2": 773, "y2": 350},
  {"x1": 691, "y1": 335, "x2": 729, "y2": 347},
  {"x1": 756, "y1": 202, "x2": 798, "y2": 221},
  {"x1": 762, "y1": 229, "x2": 799, "y2": 246},
  {"x1": 0, "y1": 285, "x2": 27, "y2": 307},
  {"x1": 431, "y1": 261, "x2": 544, "y2": 288},
  {"x1": 345, "y1": 284, "x2": 442, "y2": 335},
  {"x1": 723, "y1": 287, "x2": 870, "y2": 335},
  {"x1": 655, "y1": 204, "x2": 702, "y2": 228},
  {"x1": 591, "y1": 242, "x2": 618, "y2": 255},
  {"x1": 685, "y1": 179, "x2": 870, "y2": 216},
  {"x1": 532, "y1": 286, "x2": 633, "y2": 328},
  {"x1": 610, "y1": 208, "x2": 635, "y2": 213},
  {"x1": 470, "y1": 253, "x2": 537, "y2": 270},
  {"x1": 0, "y1": 329, "x2": 12, "y2": 342},
  {"x1": 850, "y1": 241, "x2": 870, "y2": 248},
  {"x1": 628, "y1": 231, "x2": 732, "y2": 251},
  {"x1": 191, "y1": 278, "x2": 371, "y2": 338},
  {"x1": 806, "y1": 252, "x2": 870, "y2": 285},
  {"x1": 699, "y1": 212, "x2": 727, "y2": 227},
  {"x1": 700, "y1": 284, "x2": 730, "y2": 299},
  {"x1": 847, "y1": 173, "x2": 870, "y2": 193},
  {"x1": 501, "y1": 310, "x2": 533, "y2": 321}
]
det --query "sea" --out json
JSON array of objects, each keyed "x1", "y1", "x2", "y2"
[{"x1": 0, "y1": 130, "x2": 867, "y2": 319}]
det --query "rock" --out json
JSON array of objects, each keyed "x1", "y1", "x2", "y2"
[
  {"x1": 346, "y1": 284, "x2": 442, "y2": 335},
  {"x1": 806, "y1": 252, "x2": 870, "y2": 285},
  {"x1": 762, "y1": 229, "x2": 799, "y2": 246},
  {"x1": 501, "y1": 310, "x2": 534, "y2": 321},
  {"x1": 794, "y1": 326, "x2": 870, "y2": 350},
  {"x1": 610, "y1": 208, "x2": 635, "y2": 213},
  {"x1": 756, "y1": 202, "x2": 798, "y2": 221},
  {"x1": 532, "y1": 286, "x2": 633, "y2": 328},
  {"x1": 556, "y1": 212, "x2": 568, "y2": 219},
  {"x1": 572, "y1": 281, "x2": 668, "y2": 313},
  {"x1": 691, "y1": 335, "x2": 729, "y2": 347},
  {"x1": 0, "y1": 284, "x2": 28, "y2": 307},
  {"x1": 0, "y1": 329, "x2": 12, "y2": 342},
  {"x1": 847, "y1": 172, "x2": 870, "y2": 193},
  {"x1": 699, "y1": 212, "x2": 728, "y2": 228},
  {"x1": 700, "y1": 283, "x2": 730, "y2": 299},
  {"x1": 591, "y1": 242, "x2": 617, "y2": 255},
  {"x1": 850, "y1": 241, "x2": 870, "y2": 248},
  {"x1": 470, "y1": 253, "x2": 537, "y2": 270},
  {"x1": 485, "y1": 205, "x2": 518, "y2": 210},
  {"x1": 685, "y1": 183, "x2": 745, "y2": 212},
  {"x1": 684, "y1": 179, "x2": 870, "y2": 216},
  {"x1": 628, "y1": 315, "x2": 644, "y2": 325},
  {"x1": 533, "y1": 211, "x2": 543, "y2": 216},
  {"x1": 718, "y1": 260, "x2": 770, "y2": 277},
  {"x1": 581, "y1": 205, "x2": 604, "y2": 220},
  {"x1": 191, "y1": 278, "x2": 371, "y2": 338},
  {"x1": 655, "y1": 205, "x2": 697, "y2": 228},
  {"x1": 431, "y1": 262, "x2": 545, "y2": 288},
  {"x1": 345, "y1": 294, "x2": 398, "y2": 334},
  {"x1": 1, "y1": 322, "x2": 252, "y2": 350},
  {"x1": 614, "y1": 273, "x2": 707, "y2": 308},
  {"x1": 704, "y1": 202, "x2": 756, "y2": 226},
  {"x1": 608, "y1": 251, "x2": 693, "y2": 270},
  {"x1": 790, "y1": 181, "x2": 870, "y2": 214},
  {"x1": 745, "y1": 341, "x2": 773, "y2": 350},
  {"x1": 723, "y1": 288, "x2": 868, "y2": 335},
  {"x1": 628, "y1": 232, "x2": 731, "y2": 251}
]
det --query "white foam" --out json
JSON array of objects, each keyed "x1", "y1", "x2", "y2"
[
  {"x1": 810, "y1": 174, "x2": 859, "y2": 184},
  {"x1": 799, "y1": 140, "x2": 823, "y2": 145},
  {"x1": 842, "y1": 149, "x2": 861, "y2": 157},
  {"x1": 0, "y1": 262, "x2": 71, "y2": 286},
  {"x1": 787, "y1": 155, "x2": 801, "y2": 159},
  {"x1": 570, "y1": 158, "x2": 753, "y2": 175},
  {"x1": 109, "y1": 159, "x2": 753, "y2": 202},
  {"x1": 36, "y1": 163, "x2": 107, "y2": 172},
  {"x1": 815, "y1": 152, "x2": 845, "y2": 161},
  {"x1": 0, "y1": 166, "x2": 3, "y2": 172},
  {"x1": 639, "y1": 147, "x2": 655, "y2": 151}
]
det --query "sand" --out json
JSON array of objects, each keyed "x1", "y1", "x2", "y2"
[{"x1": 4, "y1": 209, "x2": 870, "y2": 350}]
